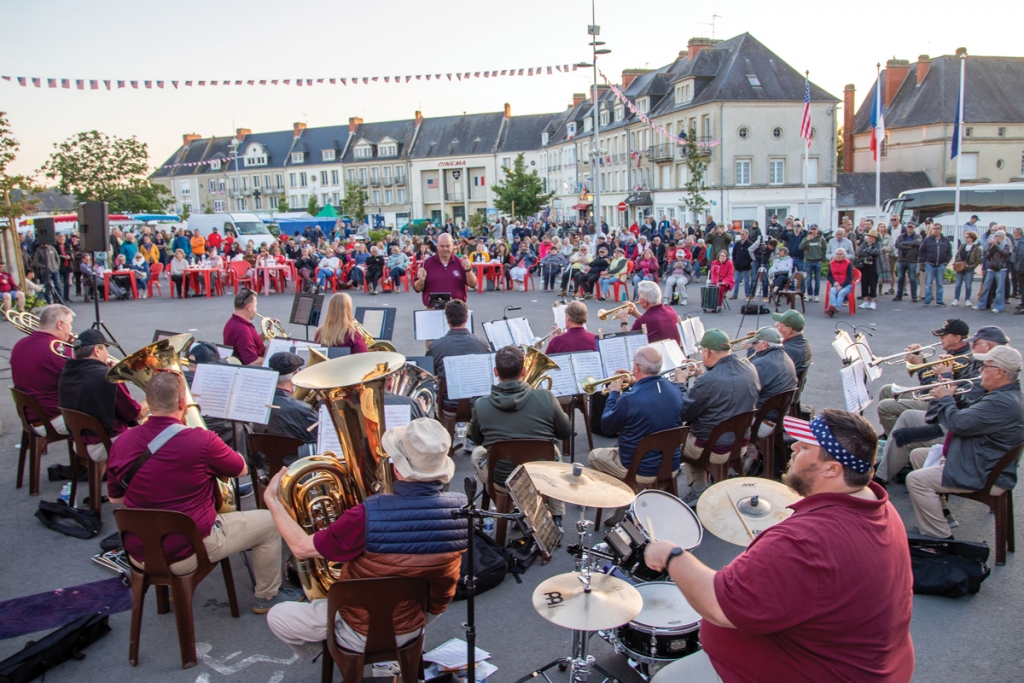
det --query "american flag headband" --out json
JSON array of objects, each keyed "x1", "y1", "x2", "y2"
[{"x1": 787, "y1": 416, "x2": 873, "y2": 474}]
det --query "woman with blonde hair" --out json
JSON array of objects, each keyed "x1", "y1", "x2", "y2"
[{"x1": 313, "y1": 292, "x2": 368, "y2": 353}]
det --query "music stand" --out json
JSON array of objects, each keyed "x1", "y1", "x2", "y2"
[
  {"x1": 354, "y1": 306, "x2": 395, "y2": 341},
  {"x1": 428, "y1": 292, "x2": 451, "y2": 310},
  {"x1": 289, "y1": 292, "x2": 324, "y2": 339}
]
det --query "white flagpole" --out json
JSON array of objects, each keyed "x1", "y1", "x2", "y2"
[
  {"x1": 874, "y1": 63, "x2": 881, "y2": 226},
  {"x1": 954, "y1": 51, "x2": 966, "y2": 242},
  {"x1": 803, "y1": 71, "x2": 810, "y2": 223}
]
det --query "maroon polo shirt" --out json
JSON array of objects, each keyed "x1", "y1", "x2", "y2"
[
  {"x1": 313, "y1": 504, "x2": 368, "y2": 562},
  {"x1": 223, "y1": 313, "x2": 264, "y2": 364},
  {"x1": 12, "y1": 330, "x2": 68, "y2": 421},
  {"x1": 702, "y1": 482, "x2": 914, "y2": 683},
  {"x1": 631, "y1": 303, "x2": 681, "y2": 344},
  {"x1": 108, "y1": 416, "x2": 245, "y2": 563},
  {"x1": 419, "y1": 253, "x2": 469, "y2": 307},
  {"x1": 545, "y1": 326, "x2": 598, "y2": 354}
]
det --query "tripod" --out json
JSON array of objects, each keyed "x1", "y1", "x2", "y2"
[
  {"x1": 736, "y1": 266, "x2": 768, "y2": 338},
  {"x1": 88, "y1": 251, "x2": 125, "y2": 355}
]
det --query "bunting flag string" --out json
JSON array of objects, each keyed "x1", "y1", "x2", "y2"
[{"x1": 2, "y1": 63, "x2": 578, "y2": 92}]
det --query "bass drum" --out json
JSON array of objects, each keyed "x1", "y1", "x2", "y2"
[{"x1": 613, "y1": 582, "x2": 702, "y2": 677}]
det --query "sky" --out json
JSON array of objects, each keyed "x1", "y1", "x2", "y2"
[{"x1": 1, "y1": 0, "x2": 1019, "y2": 178}]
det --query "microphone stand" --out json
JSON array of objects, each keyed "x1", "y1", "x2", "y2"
[{"x1": 502, "y1": 305, "x2": 521, "y2": 321}]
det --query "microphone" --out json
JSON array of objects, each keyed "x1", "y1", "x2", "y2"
[{"x1": 464, "y1": 475, "x2": 477, "y2": 502}]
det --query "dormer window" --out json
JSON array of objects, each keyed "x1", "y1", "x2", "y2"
[
  {"x1": 291, "y1": 152, "x2": 304, "y2": 163},
  {"x1": 322, "y1": 149, "x2": 336, "y2": 161},
  {"x1": 584, "y1": 118, "x2": 593, "y2": 132},
  {"x1": 354, "y1": 145, "x2": 373, "y2": 159},
  {"x1": 599, "y1": 109, "x2": 609, "y2": 126},
  {"x1": 542, "y1": 132, "x2": 549, "y2": 145},
  {"x1": 209, "y1": 159, "x2": 221, "y2": 171},
  {"x1": 614, "y1": 105, "x2": 624, "y2": 122},
  {"x1": 674, "y1": 82, "x2": 693, "y2": 105},
  {"x1": 243, "y1": 143, "x2": 267, "y2": 167},
  {"x1": 379, "y1": 143, "x2": 398, "y2": 157},
  {"x1": 637, "y1": 98, "x2": 649, "y2": 114}
]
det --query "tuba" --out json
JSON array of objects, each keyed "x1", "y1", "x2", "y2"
[
  {"x1": 521, "y1": 345, "x2": 560, "y2": 390},
  {"x1": 105, "y1": 334, "x2": 237, "y2": 513},
  {"x1": 385, "y1": 362, "x2": 437, "y2": 417},
  {"x1": 293, "y1": 347, "x2": 328, "y2": 404},
  {"x1": 279, "y1": 351, "x2": 406, "y2": 601}
]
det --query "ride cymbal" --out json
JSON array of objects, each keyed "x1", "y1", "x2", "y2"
[{"x1": 696, "y1": 477, "x2": 801, "y2": 547}]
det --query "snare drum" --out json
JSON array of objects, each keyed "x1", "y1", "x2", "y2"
[
  {"x1": 604, "y1": 490, "x2": 703, "y2": 581},
  {"x1": 614, "y1": 582, "x2": 702, "y2": 668}
]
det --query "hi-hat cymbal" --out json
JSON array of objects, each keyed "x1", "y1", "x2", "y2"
[
  {"x1": 523, "y1": 461, "x2": 635, "y2": 508},
  {"x1": 696, "y1": 477, "x2": 802, "y2": 547},
  {"x1": 532, "y1": 572, "x2": 643, "y2": 631}
]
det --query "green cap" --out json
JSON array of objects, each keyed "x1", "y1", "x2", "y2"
[
  {"x1": 771, "y1": 309, "x2": 805, "y2": 332},
  {"x1": 698, "y1": 328, "x2": 731, "y2": 352}
]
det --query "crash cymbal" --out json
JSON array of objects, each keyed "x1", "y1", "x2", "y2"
[
  {"x1": 696, "y1": 477, "x2": 802, "y2": 547},
  {"x1": 522, "y1": 461, "x2": 636, "y2": 508},
  {"x1": 532, "y1": 572, "x2": 643, "y2": 631}
]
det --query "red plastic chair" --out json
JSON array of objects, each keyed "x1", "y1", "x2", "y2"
[
  {"x1": 227, "y1": 261, "x2": 254, "y2": 294},
  {"x1": 148, "y1": 263, "x2": 164, "y2": 297},
  {"x1": 824, "y1": 267, "x2": 861, "y2": 315}
]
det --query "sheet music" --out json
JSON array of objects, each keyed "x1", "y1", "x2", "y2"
[
  {"x1": 414, "y1": 310, "x2": 448, "y2": 341},
  {"x1": 832, "y1": 330, "x2": 854, "y2": 360},
  {"x1": 598, "y1": 337, "x2": 629, "y2": 377},
  {"x1": 651, "y1": 340, "x2": 686, "y2": 373},
  {"x1": 215, "y1": 346, "x2": 234, "y2": 360},
  {"x1": 553, "y1": 305, "x2": 567, "y2": 331},
  {"x1": 482, "y1": 320, "x2": 515, "y2": 350},
  {"x1": 851, "y1": 359, "x2": 872, "y2": 409},
  {"x1": 361, "y1": 309, "x2": 386, "y2": 338},
  {"x1": 690, "y1": 316, "x2": 705, "y2": 343},
  {"x1": 506, "y1": 317, "x2": 535, "y2": 346},
  {"x1": 384, "y1": 404, "x2": 412, "y2": 429},
  {"x1": 190, "y1": 364, "x2": 237, "y2": 419},
  {"x1": 228, "y1": 367, "x2": 279, "y2": 424},
  {"x1": 443, "y1": 354, "x2": 495, "y2": 399},
  {"x1": 624, "y1": 333, "x2": 649, "y2": 366},
  {"x1": 680, "y1": 320, "x2": 697, "y2": 356},
  {"x1": 261, "y1": 338, "x2": 294, "y2": 367},
  {"x1": 546, "y1": 354, "x2": 581, "y2": 397},
  {"x1": 569, "y1": 352, "x2": 604, "y2": 390},
  {"x1": 840, "y1": 363, "x2": 861, "y2": 412},
  {"x1": 854, "y1": 334, "x2": 882, "y2": 382},
  {"x1": 317, "y1": 404, "x2": 343, "y2": 456}
]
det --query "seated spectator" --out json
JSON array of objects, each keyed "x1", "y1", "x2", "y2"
[
  {"x1": 365, "y1": 245, "x2": 385, "y2": 294},
  {"x1": 769, "y1": 246, "x2": 795, "y2": 296},
  {"x1": 386, "y1": 245, "x2": 410, "y2": 290},
  {"x1": 169, "y1": 248, "x2": 191, "y2": 298},
  {"x1": 709, "y1": 250, "x2": 735, "y2": 307},
  {"x1": 663, "y1": 249, "x2": 692, "y2": 306},
  {"x1": 827, "y1": 248, "x2": 855, "y2": 317},
  {"x1": 632, "y1": 248, "x2": 659, "y2": 296},
  {"x1": 129, "y1": 253, "x2": 150, "y2": 298},
  {"x1": 509, "y1": 243, "x2": 537, "y2": 291}
]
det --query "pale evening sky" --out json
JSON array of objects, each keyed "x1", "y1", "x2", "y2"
[{"x1": 0, "y1": 0, "x2": 1017, "y2": 178}]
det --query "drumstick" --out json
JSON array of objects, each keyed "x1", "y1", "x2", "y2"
[
  {"x1": 726, "y1": 492, "x2": 757, "y2": 541},
  {"x1": 645, "y1": 515, "x2": 656, "y2": 542}
]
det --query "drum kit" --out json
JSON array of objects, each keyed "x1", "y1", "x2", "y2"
[{"x1": 514, "y1": 462, "x2": 801, "y2": 683}]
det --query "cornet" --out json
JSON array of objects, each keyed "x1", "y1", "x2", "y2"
[
  {"x1": 891, "y1": 377, "x2": 977, "y2": 401},
  {"x1": 582, "y1": 373, "x2": 635, "y2": 395},
  {"x1": 869, "y1": 342, "x2": 940, "y2": 367},
  {"x1": 597, "y1": 302, "x2": 637, "y2": 320},
  {"x1": 906, "y1": 354, "x2": 971, "y2": 377}
]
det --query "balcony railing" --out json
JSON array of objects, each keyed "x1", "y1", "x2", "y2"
[
  {"x1": 648, "y1": 144, "x2": 675, "y2": 162},
  {"x1": 359, "y1": 179, "x2": 368, "y2": 187},
  {"x1": 383, "y1": 177, "x2": 393, "y2": 186},
  {"x1": 395, "y1": 175, "x2": 406, "y2": 185},
  {"x1": 370, "y1": 177, "x2": 381, "y2": 186},
  {"x1": 446, "y1": 192, "x2": 464, "y2": 202}
]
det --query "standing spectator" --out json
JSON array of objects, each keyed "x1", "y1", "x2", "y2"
[
  {"x1": 951, "y1": 231, "x2": 982, "y2": 308},
  {"x1": 784, "y1": 221, "x2": 807, "y2": 292},
  {"x1": 707, "y1": 224, "x2": 732, "y2": 263},
  {"x1": 893, "y1": 222, "x2": 921, "y2": 302},
  {"x1": 977, "y1": 230, "x2": 1011, "y2": 313},
  {"x1": 878, "y1": 224, "x2": 896, "y2": 294},
  {"x1": 826, "y1": 227, "x2": 854, "y2": 260},
  {"x1": 54, "y1": 233, "x2": 73, "y2": 302},
  {"x1": 1010, "y1": 227, "x2": 1023, "y2": 302},
  {"x1": 799, "y1": 225, "x2": 826, "y2": 302},
  {"x1": 826, "y1": 249, "x2": 855, "y2": 317},
  {"x1": 855, "y1": 229, "x2": 881, "y2": 309},
  {"x1": 171, "y1": 228, "x2": 191, "y2": 259},
  {"x1": 730, "y1": 229, "x2": 754, "y2": 300},
  {"x1": 918, "y1": 223, "x2": 952, "y2": 307},
  {"x1": 32, "y1": 240, "x2": 61, "y2": 303},
  {"x1": 190, "y1": 230, "x2": 206, "y2": 259}
]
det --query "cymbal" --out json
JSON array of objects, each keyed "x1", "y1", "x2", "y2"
[
  {"x1": 696, "y1": 477, "x2": 801, "y2": 547},
  {"x1": 522, "y1": 461, "x2": 636, "y2": 508},
  {"x1": 532, "y1": 572, "x2": 643, "y2": 631}
]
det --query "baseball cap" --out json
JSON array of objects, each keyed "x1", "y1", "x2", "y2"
[
  {"x1": 932, "y1": 319, "x2": 970, "y2": 337},
  {"x1": 188, "y1": 342, "x2": 223, "y2": 365},
  {"x1": 771, "y1": 309, "x2": 805, "y2": 332},
  {"x1": 698, "y1": 329, "x2": 731, "y2": 352},
  {"x1": 966, "y1": 326, "x2": 1009, "y2": 345},
  {"x1": 752, "y1": 326, "x2": 783, "y2": 345},
  {"x1": 268, "y1": 352, "x2": 304, "y2": 375},
  {"x1": 975, "y1": 346, "x2": 1022, "y2": 375},
  {"x1": 74, "y1": 329, "x2": 113, "y2": 348}
]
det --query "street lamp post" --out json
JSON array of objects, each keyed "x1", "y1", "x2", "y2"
[{"x1": 579, "y1": 1, "x2": 610, "y2": 251}]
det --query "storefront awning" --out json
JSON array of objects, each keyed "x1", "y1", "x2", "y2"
[
  {"x1": 625, "y1": 192, "x2": 652, "y2": 205},
  {"x1": 571, "y1": 203, "x2": 592, "y2": 210}
]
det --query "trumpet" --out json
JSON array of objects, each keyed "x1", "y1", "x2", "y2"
[
  {"x1": 892, "y1": 377, "x2": 978, "y2": 401},
  {"x1": 598, "y1": 302, "x2": 637, "y2": 320},
  {"x1": 256, "y1": 313, "x2": 289, "y2": 340},
  {"x1": 582, "y1": 372, "x2": 635, "y2": 395},
  {"x1": 869, "y1": 342, "x2": 940, "y2": 367},
  {"x1": 907, "y1": 354, "x2": 971, "y2": 377},
  {"x1": 728, "y1": 332, "x2": 757, "y2": 350}
]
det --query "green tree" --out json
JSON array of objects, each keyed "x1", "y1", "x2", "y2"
[
  {"x1": 490, "y1": 153, "x2": 554, "y2": 219},
  {"x1": 39, "y1": 130, "x2": 170, "y2": 213},
  {"x1": 0, "y1": 112, "x2": 40, "y2": 283},
  {"x1": 340, "y1": 181, "x2": 366, "y2": 223},
  {"x1": 277, "y1": 195, "x2": 291, "y2": 212},
  {"x1": 307, "y1": 194, "x2": 319, "y2": 216},
  {"x1": 681, "y1": 130, "x2": 709, "y2": 226},
  {"x1": 181, "y1": 204, "x2": 191, "y2": 221},
  {"x1": 836, "y1": 126, "x2": 844, "y2": 173},
  {"x1": 467, "y1": 210, "x2": 486, "y2": 232},
  {"x1": 204, "y1": 203, "x2": 214, "y2": 214}
]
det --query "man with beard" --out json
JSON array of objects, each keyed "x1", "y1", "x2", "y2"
[{"x1": 642, "y1": 409, "x2": 914, "y2": 683}]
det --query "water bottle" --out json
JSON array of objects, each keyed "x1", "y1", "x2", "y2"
[
  {"x1": 59, "y1": 483, "x2": 72, "y2": 505},
  {"x1": 455, "y1": 422, "x2": 468, "y2": 440},
  {"x1": 483, "y1": 517, "x2": 495, "y2": 535}
]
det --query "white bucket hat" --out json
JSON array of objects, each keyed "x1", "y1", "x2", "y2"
[{"x1": 382, "y1": 418, "x2": 455, "y2": 484}]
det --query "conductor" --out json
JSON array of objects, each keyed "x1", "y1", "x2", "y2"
[{"x1": 413, "y1": 233, "x2": 477, "y2": 307}]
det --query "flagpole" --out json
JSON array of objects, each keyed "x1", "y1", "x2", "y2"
[
  {"x1": 954, "y1": 50, "x2": 966, "y2": 241},
  {"x1": 803, "y1": 70, "x2": 810, "y2": 222},
  {"x1": 874, "y1": 63, "x2": 881, "y2": 226}
]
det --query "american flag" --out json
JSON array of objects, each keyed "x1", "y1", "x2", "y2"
[{"x1": 799, "y1": 77, "x2": 812, "y2": 148}]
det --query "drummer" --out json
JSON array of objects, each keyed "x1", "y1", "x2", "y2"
[{"x1": 644, "y1": 409, "x2": 914, "y2": 683}]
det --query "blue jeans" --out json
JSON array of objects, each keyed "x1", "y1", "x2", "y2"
[
  {"x1": 895, "y1": 262, "x2": 918, "y2": 298},
  {"x1": 389, "y1": 266, "x2": 405, "y2": 285},
  {"x1": 922, "y1": 264, "x2": 946, "y2": 304},
  {"x1": 732, "y1": 270, "x2": 752, "y2": 298},
  {"x1": 633, "y1": 274, "x2": 654, "y2": 293},
  {"x1": 599, "y1": 276, "x2": 617, "y2": 298},
  {"x1": 792, "y1": 258, "x2": 805, "y2": 292},
  {"x1": 953, "y1": 269, "x2": 975, "y2": 301},
  {"x1": 804, "y1": 261, "x2": 821, "y2": 296},
  {"x1": 979, "y1": 270, "x2": 1007, "y2": 312},
  {"x1": 316, "y1": 268, "x2": 335, "y2": 287},
  {"x1": 830, "y1": 283, "x2": 853, "y2": 309}
]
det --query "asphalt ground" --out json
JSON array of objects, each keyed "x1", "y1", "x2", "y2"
[{"x1": 0, "y1": 278, "x2": 1022, "y2": 682}]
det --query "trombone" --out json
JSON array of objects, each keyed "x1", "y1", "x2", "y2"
[
  {"x1": 597, "y1": 302, "x2": 637, "y2": 320},
  {"x1": 869, "y1": 342, "x2": 940, "y2": 367},
  {"x1": 255, "y1": 313, "x2": 289, "y2": 340},
  {"x1": 6, "y1": 309, "x2": 39, "y2": 335},
  {"x1": 907, "y1": 354, "x2": 972, "y2": 377},
  {"x1": 892, "y1": 377, "x2": 978, "y2": 401},
  {"x1": 582, "y1": 372, "x2": 635, "y2": 395}
]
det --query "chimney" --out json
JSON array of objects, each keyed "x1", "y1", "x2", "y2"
[
  {"x1": 687, "y1": 37, "x2": 720, "y2": 60},
  {"x1": 503, "y1": 102, "x2": 511, "y2": 118},
  {"x1": 347, "y1": 117, "x2": 363, "y2": 133},
  {"x1": 235, "y1": 127, "x2": 250, "y2": 141},
  {"x1": 414, "y1": 110, "x2": 423, "y2": 127},
  {"x1": 843, "y1": 85, "x2": 856, "y2": 173},
  {"x1": 572, "y1": 92, "x2": 586, "y2": 108},
  {"x1": 955, "y1": 47, "x2": 967, "y2": 57},
  {"x1": 183, "y1": 133, "x2": 201, "y2": 147},
  {"x1": 621, "y1": 69, "x2": 651, "y2": 88},
  {"x1": 292, "y1": 122, "x2": 307, "y2": 138},
  {"x1": 884, "y1": 59, "x2": 910, "y2": 107},
  {"x1": 916, "y1": 55, "x2": 931, "y2": 85}
]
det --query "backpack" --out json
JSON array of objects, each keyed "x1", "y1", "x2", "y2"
[
  {"x1": 454, "y1": 529, "x2": 508, "y2": 600},
  {"x1": 908, "y1": 533, "x2": 991, "y2": 598},
  {"x1": 35, "y1": 500, "x2": 103, "y2": 539},
  {"x1": 0, "y1": 614, "x2": 110, "y2": 683}
]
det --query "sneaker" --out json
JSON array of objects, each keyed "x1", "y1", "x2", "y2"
[
  {"x1": 681, "y1": 299, "x2": 687, "y2": 306},
  {"x1": 943, "y1": 509, "x2": 959, "y2": 529},
  {"x1": 238, "y1": 482, "x2": 254, "y2": 498},
  {"x1": 252, "y1": 586, "x2": 305, "y2": 614},
  {"x1": 892, "y1": 296, "x2": 903, "y2": 302},
  {"x1": 965, "y1": 301, "x2": 973, "y2": 308},
  {"x1": 859, "y1": 301, "x2": 869, "y2": 309},
  {"x1": 936, "y1": 301, "x2": 946, "y2": 307},
  {"x1": 951, "y1": 300, "x2": 959, "y2": 307},
  {"x1": 992, "y1": 308, "x2": 1002, "y2": 313},
  {"x1": 923, "y1": 301, "x2": 930, "y2": 307},
  {"x1": 868, "y1": 301, "x2": 876, "y2": 309}
]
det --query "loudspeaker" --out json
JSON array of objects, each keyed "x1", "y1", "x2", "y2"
[
  {"x1": 77, "y1": 201, "x2": 109, "y2": 253},
  {"x1": 34, "y1": 217, "x2": 56, "y2": 247}
]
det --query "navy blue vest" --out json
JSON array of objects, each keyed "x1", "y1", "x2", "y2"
[{"x1": 364, "y1": 481, "x2": 468, "y2": 555}]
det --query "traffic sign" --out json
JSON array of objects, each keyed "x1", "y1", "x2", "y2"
[{"x1": 617, "y1": 202, "x2": 627, "y2": 212}]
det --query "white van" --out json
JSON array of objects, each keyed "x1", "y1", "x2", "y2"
[{"x1": 187, "y1": 213, "x2": 277, "y2": 250}]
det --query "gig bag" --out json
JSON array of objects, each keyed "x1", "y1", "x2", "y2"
[
  {"x1": 908, "y1": 532, "x2": 990, "y2": 597},
  {"x1": 0, "y1": 614, "x2": 110, "y2": 683},
  {"x1": 454, "y1": 529, "x2": 508, "y2": 600}
]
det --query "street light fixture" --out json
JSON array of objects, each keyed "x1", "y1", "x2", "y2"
[{"x1": 583, "y1": 0, "x2": 609, "y2": 245}]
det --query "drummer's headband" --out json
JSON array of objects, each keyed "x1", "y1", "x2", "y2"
[{"x1": 783, "y1": 416, "x2": 873, "y2": 474}]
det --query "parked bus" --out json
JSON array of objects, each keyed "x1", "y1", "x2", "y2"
[{"x1": 883, "y1": 184, "x2": 1024, "y2": 240}]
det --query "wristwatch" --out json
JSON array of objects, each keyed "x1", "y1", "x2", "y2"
[{"x1": 664, "y1": 546, "x2": 684, "y2": 571}]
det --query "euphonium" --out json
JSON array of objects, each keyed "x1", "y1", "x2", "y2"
[
  {"x1": 105, "y1": 334, "x2": 237, "y2": 513},
  {"x1": 281, "y1": 352, "x2": 407, "y2": 601},
  {"x1": 354, "y1": 320, "x2": 397, "y2": 352},
  {"x1": 522, "y1": 345, "x2": 560, "y2": 390}
]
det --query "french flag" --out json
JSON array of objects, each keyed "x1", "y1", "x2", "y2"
[{"x1": 870, "y1": 76, "x2": 885, "y2": 161}]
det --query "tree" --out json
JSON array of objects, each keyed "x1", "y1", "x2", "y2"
[
  {"x1": 39, "y1": 130, "x2": 170, "y2": 213},
  {"x1": 836, "y1": 126, "x2": 844, "y2": 173},
  {"x1": 340, "y1": 181, "x2": 367, "y2": 223},
  {"x1": 0, "y1": 112, "x2": 40, "y2": 283},
  {"x1": 467, "y1": 210, "x2": 486, "y2": 232},
  {"x1": 307, "y1": 194, "x2": 320, "y2": 216},
  {"x1": 681, "y1": 131, "x2": 709, "y2": 226},
  {"x1": 204, "y1": 203, "x2": 214, "y2": 214},
  {"x1": 490, "y1": 153, "x2": 554, "y2": 219},
  {"x1": 277, "y1": 195, "x2": 291, "y2": 212}
]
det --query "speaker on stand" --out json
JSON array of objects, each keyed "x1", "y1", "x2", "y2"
[{"x1": 76, "y1": 201, "x2": 124, "y2": 354}]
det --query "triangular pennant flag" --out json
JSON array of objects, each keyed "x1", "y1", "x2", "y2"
[
  {"x1": 456, "y1": 73, "x2": 461, "y2": 81},
  {"x1": 547, "y1": 66, "x2": 553, "y2": 74},
  {"x1": 197, "y1": 80, "x2": 204, "y2": 86},
  {"x1": 362, "y1": 77, "x2": 368, "y2": 84},
  {"x1": 447, "y1": 74, "x2": 452, "y2": 81},
  {"x1": 211, "y1": 80, "x2": 218, "y2": 86},
  {"x1": 339, "y1": 78, "x2": 346, "y2": 85},
  {"x1": 572, "y1": 64, "x2": 577, "y2": 71},
  {"x1": 247, "y1": 80, "x2": 254, "y2": 85},
  {"x1": 474, "y1": 72, "x2": 480, "y2": 78},
  {"x1": 297, "y1": 80, "x2": 303, "y2": 87},
  {"x1": 47, "y1": 78, "x2": 56, "y2": 88},
  {"x1": 501, "y1": 70, "x2": 507, "y2": 76},
  {"x1": 395, "y1": 76, "x2": 401, "y2": 82},
  {"x1": 184, "y1": 80, "x2": 191, "y2": 86},
  {"x1": 18, "y1": 77, "x2": 26, "y2": 86},
  {"x1": 1, "y1": 76, "x2": 8, "y2": 81},
  {"x1": 172, "y1": 80, "x2": 178, "y2": 88},
  {"x1": 384, "y1": 76, "x2": 390, "y2": 83},
  {"x1": 144, "y1": 80, "x2": 152, "y2": 89},
  {"x1": 306, "y1": 79, "x2": 312, "y2": 85},
  {"x1": 283, "y1": 79, "x2": 290, "y2": 84},
  {"x1": 416, "y1": 75, "x2": 422, "y2": 80},
  {"x1": 317, "y1": 78, "x2": 324, "y2": 83},
  {"x1": 32, "y1": 77, "x2": 41, "y2": 87},
  {"x1": 518, "y1": 69, "x2": 524, "y2": 76},
  {"x1": 484, "y1": 72, "x2": 489, "y2": 78},
  {"x1": 371, "y1": 76, "x2": 378, "y2": 82},
  {"x1": 425, "y1": 74, "x2": 431, "y2": 80},
  {"x1": 405, "y1": 76, "x2": 411, "y2": 82},
  {"x1": 157, "y1": 80, "x2": 164, "y2": 88},
  {"x1": 234, "y1": 80, "x2": 241, "y2": 85},
  {"x1": 436, "y1": 74, "x2": 441, "y2": 80},
  {"x1": 117, "y1": 80, "x2": 125, "y2": 88},
  {"x1": 329, "y1": 78, "x2": 335, "y2": 84}
]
